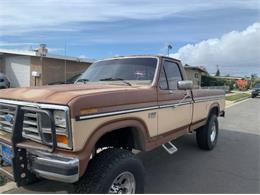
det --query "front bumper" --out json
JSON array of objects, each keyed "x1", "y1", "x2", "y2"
[
  {"x1": 0, "y1": 99, "x2": 79, "y2": 185},
  {"x1": 29, "y1": 150, "x2": 79, "y2": 183},
  {"x1": 0, "y1": 137, "x2": 80, "y2": 184}
]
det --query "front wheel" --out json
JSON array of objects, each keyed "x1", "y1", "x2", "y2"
[
  {"x1": 196, "y1": 114, "x2": 219, "y2": 150},
  {"x1": 74, "y1": 148, "x2": 144, "y2": 194}
]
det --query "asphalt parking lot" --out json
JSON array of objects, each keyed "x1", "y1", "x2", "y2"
[{"x1": 7, "y1": 98, "x2": 260, "y2": 193}]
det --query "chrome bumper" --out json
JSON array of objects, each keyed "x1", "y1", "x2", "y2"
[{"x1": 29, "y1": 151, "x2": 79, "y2": 183}]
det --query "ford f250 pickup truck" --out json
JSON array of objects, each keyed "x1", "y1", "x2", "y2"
[{"x1": 0, "y1": 55, "x2": 225, "y2": 193}]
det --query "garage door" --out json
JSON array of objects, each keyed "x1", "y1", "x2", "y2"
[{"x1": 5, "y1": 56, "x2": 31, "y2": 87}]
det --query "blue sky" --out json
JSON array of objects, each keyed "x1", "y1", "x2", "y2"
[{"x1": 0, "y1": 0, "x2": 259, "y2": 76}]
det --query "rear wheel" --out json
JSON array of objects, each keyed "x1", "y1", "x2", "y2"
[
  {"x1": 74, "y1": 148, "x2": 144, "y2": 194},
  {"x1": 196, "y1": 114, "x2": 219, "y2": 150}
]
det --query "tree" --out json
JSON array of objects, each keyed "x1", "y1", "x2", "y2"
[
  {"x1": 215, "y1": 65, "x2": 220, "y2": 76},
  {"x1": 250, "y1": 73, "x2": 258, "y2": 88},
  {"x1": 236, "y1": 79, "x2": 248, "y2": 90}
]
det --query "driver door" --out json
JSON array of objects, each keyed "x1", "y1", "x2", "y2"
[{"x1": 157, "y1": 60, "x2": 192, "y2": 135}]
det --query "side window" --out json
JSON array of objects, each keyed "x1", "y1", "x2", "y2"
[
  {"x1": 159, "y1": 68, "x2": 168, "y2": 90},
  {"x1": 159, "y1": 61, "x2": 182, "y2": 90}
]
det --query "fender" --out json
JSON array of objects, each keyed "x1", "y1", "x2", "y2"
[
  {"x1": 208, "y1": 102, "x2": 220, "y2": 117},
  {"x1": 76, "y1": 117, "x2": 150, "y2": 177}
]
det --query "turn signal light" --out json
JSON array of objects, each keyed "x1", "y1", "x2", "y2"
[{"x1": 56, "y1": 135, "x2": 68, "y2": 145}]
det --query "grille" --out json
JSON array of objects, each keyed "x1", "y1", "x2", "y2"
[
  {"x1": 0, "y1": 103, "x2": 16, "y2": 133},
  {"x1": 22, "y1": 110, "x2": 41, "y2": 141},
  {"x1": 0, "y1": 101, "x2": 71, "y2": 150},
  {"x1": 0, "y1": 103, "x2": 42, "y2": 141}
]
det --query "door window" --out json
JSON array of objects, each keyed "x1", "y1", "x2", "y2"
[{"x1": 159, "y1": 61, "x2": 182, "y2": 90}]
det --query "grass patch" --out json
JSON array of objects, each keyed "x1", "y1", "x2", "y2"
[
  {"x1": 225, "y1": 93, "x2": 250, "y2": 102},
  {"x1": 0, "y1": 174, "x2": 7, "y2": 186}
]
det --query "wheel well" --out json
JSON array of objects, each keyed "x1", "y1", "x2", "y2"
[
  {"x1": 210, "y1": 106, "x2": 219, "y2": 116},
  {"x1": 95, "y1": 127, "x2": 145, "y2": 151}
]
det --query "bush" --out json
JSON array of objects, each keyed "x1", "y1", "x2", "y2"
[
  {"x1": 253, "y1": 80, "x2": 260, "y2": 87},
  {"x1": 201, "y1": 76, "x2": 235, "y2": 91}
]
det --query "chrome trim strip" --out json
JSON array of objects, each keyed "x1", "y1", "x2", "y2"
[
  {"x1": 79, "y1": 106, "x2": 159, "y2": 120},
  {"x1": 33, "y1": 169, "x2": 78, "y2": 183},
  {"x1": 78, "y1": 95, "x2": 223, "y2": 121},
  {"x1": 30, "y1": 150, "x2": 79, "y2": 183},
  {"x1": 159, "y1": 102, "x2": 191, "y2": 109},
  {"x1": 35, "y1": 156, "x2": 79, "y2": 166},
  {"x1": 79, "y1": 102, "x2": 192, "y2": 120},
  {"x1": 194, "y1": 95, "x2": 224, "y2": 100},
  {"x1": 194, "y1": 96, "x2": 224, "y2": 103},
  {"x1": 0, "y1": 99, "x2": 69, "y2": 111}
]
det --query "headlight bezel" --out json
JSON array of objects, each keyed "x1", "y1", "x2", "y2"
[
  {"x1": 23, "y1": 103, "x2": 73, "y2": 150},
  {"x1": 41, "y1": 106, "x2": 72, "y2": 150}
]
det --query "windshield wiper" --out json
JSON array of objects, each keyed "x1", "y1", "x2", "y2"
[
  {"x1": 99, "y1": 78, "x2": 132, "y2": 86},
  {"x1": 75, "y1": 78, "x2": 89, "y2": 84}
]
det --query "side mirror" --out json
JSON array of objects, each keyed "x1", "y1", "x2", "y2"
[{"x1": 177, "y1": 80, "x2": 193, "y2": 90}]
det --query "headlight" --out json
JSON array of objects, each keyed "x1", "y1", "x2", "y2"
[
  {"x1": 54, "y1": 110, "x2": 67, "y2": 128},
  {"x1": 52, "y1": 110, "x2": 71, "y2": 149},
  {"x1": 39, "y1": 109, "x2": 72, "y2": 149}
]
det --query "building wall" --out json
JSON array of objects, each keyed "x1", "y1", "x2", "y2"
[
  {"x1": 31, "y1": 57, "x2": 43, "y2": 86},
  {"x1": 0, "y1": 56, "x2": 4, "y2": 72},
  {"x1": 4, "y1": 55, "x2": 31, "y2": 87},
  {"x1": 1, "y1": 54, "x2": 91, "y2": 87},
  {"x1": 41, "y1": 58, "x2": 91, "y2": 85},
  {"x1": 185, "y1": 69, "x2": 208, "y2": 88},
  {"x1": 185, "y1": 69, "x2": 199, "y2": 88}
]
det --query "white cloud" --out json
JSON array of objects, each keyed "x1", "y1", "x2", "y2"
[
  {"x1": 0, "y1": 0, "x2": 259, "y2": 36},
  {"x1": 0, "y1": 41, "x2": 38, "y2": 47},
  {"x1": 171, "y1": 23, "x2": 260, "y2": 76}
]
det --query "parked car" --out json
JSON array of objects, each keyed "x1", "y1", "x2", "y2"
[
  {"x1": 251, "y1": 83, "x2": 260, "y2": 98},
  {"x1": 48, "y1": 73, "x2": 83, "y2": 85},
  {"x1": 0, "y1": 55, "x2": 225, "y2": 193},
  {"x1": 0, "y1": 73, "x2": 10, "y2": 89}
]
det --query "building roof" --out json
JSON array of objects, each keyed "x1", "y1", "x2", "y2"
[
  {"x1": 213, "y1": 76, "x2": 244, "y2": 80},
  {"x1": 0, "y1": 48, "x2": 95, "y2": 63},
  {"x1": 184, "y1": 64, "x2": 208, "y2": 74}
]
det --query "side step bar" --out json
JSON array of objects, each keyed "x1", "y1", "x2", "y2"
[{"x1": 162, "y1": 141, "x2": 178, "y2": 154}]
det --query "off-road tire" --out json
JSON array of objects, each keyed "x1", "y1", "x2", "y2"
[
  {"x1": 196, "y1": 114, "x2": 219, "y2": 150},
  {"x1": 73, "y1": 148, "x2": 144, "y2": 194}
]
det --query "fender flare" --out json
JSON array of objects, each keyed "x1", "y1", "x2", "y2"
[
  {"x1": 208, "y1": 102, "x2": 220, "y2": 118},
  {"x1": 77, "y1": 117, "x2": 149, "y2": 177}
]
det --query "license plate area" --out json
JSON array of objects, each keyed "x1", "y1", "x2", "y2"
[{"x1": 0, "y1": 143, "x2": 13, "y2": 165}]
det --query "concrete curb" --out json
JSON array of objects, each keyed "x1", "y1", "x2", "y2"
[{"x1": 0, "y1": 182, "x2": 17, "y2": 193}]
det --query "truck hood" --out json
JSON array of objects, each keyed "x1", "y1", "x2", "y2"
[
  {"x1": 0, "y1": 84, "x2": 157, "y2": 118},
  {"x1": 0, "y1": 84, "x2": 143, "y2": 105}
]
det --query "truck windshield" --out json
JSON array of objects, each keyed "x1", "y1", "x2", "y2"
[{"x1": 76, "y1": 57, "x2": 158, "y2": 86}]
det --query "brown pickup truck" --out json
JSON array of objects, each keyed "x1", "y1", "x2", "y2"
[{"x1": 0, "y1": 55, "x2": 225, "y2": 193}]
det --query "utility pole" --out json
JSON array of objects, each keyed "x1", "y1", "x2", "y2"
[{"x1": 64, "y1": 42, "x2": 67, "y2": 83}]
